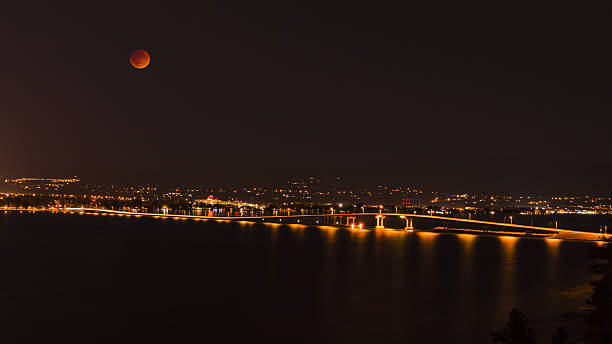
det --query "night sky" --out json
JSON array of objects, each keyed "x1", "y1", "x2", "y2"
[{"x1": 1, "y1": 2, "x2": 611, "y2": 194}]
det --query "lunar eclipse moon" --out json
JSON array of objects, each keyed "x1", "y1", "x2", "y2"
[{"x1": 130, "y1": 50, "x2": 150, "y2": 69}]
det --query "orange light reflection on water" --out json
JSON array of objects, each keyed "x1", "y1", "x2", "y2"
[{"x1": 499, "y1": 236, "x2": 518, "y2": 260}]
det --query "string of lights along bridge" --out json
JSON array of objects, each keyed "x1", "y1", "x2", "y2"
[{"x1": 66, "y1": 208, "x2": 611, "y2": 242}]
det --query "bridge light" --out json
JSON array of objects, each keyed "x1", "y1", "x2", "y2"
[{"x1": 358, "y1": 223, "x2": 364, "y2": 229}]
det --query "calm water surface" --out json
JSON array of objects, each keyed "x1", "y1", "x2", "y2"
[{"x1": 1, "y1": 212, "x2": 597, "y2": 343}]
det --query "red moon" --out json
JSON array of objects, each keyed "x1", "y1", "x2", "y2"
[{"x1": 130, "y1": 50, "x2": 150, "y2": 69}]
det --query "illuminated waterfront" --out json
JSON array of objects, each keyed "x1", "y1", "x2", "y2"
[{"x1": 1, "y1": 211, "x2": 598, "y2": 343}]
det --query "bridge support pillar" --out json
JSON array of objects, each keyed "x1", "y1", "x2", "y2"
[
  {"x1": 399, "y1": 215, "x2": 413, "y2": 231},
  {"x1": 375, "y1": 215, "x2": 385, "y2": 229},
  {"x1": 346, "y1": 216, "x2": 356, "y2": 228},
  {"x1": 405, "y1": 217, "x2": 414, "y2": 231}
]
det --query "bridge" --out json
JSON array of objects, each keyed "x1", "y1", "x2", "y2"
[{"x1": 66, "y1": 208, "x2": 611, "y2": 242}]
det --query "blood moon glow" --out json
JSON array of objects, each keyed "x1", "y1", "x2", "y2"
[{"x1": 130, "y1": 50, "x2": 150, "y2": 69}]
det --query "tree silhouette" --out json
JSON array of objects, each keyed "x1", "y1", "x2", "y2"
[
  {"x1": 490, "y1": 308, "x2": 536, "y2": 344},
  {"x1": 586, "y1": 243, "x2": 612, "y2": 343},
  {"x1": 550, "y1": 326, "x2": 572, "y2": 344}
]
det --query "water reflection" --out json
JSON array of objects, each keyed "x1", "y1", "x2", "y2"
[
  {"x1": 499, "y1": 236, "x2": 518, "y2": 263},
  {"x1": 6, "y1": 213, "x2": 596, "y2": 344},
  {"x1": 415, "y1": 231, "x2": 438, "y2": 270},
  {"x1": 545, "y1": 238, "x2": 562, "y2": 285},
  {"x1": 546, "y1": 238, "x2": 561, "y2": 259},
  {"x1": 457, "y1": 233, "x2": 476, "y2": 273},
  {"x1": 498, "y1": 236, "x2": 520, "y2": 312}
]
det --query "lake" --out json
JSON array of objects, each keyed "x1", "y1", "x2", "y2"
[{"x1": 0, "y1": 212, "x2": 598, "y2": 343}]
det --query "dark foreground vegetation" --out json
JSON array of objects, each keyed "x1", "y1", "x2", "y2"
[{"x1": 491, "y1": 243, "x2": 612, "y2": 343}]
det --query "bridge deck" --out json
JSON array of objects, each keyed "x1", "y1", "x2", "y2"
[{"x1": 66, "y1": 208, "x2": 611, "y2": 241}]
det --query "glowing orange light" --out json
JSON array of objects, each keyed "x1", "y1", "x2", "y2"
[{"x1": 130, "y1": 49, "x2": 150, "y2": 69}]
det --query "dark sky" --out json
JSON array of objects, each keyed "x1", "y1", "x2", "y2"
[{"x1": 1, "y1": 2, "x2": 610, "y2": 194}]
